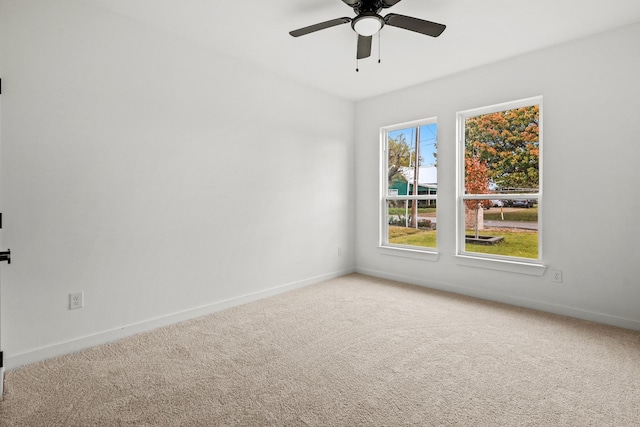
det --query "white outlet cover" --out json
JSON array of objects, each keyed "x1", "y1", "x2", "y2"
[{"x1": 69, "y1": 292, "x2": 84, "y2": 310}]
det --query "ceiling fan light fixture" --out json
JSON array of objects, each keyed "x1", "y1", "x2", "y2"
[{"x1": 352, "y1": 14, "x2": 384, "y2": 36}]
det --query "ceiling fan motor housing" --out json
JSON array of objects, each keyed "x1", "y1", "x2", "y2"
[{"x1": 348, "y1": 0, "x2": 399, "y2": 14}]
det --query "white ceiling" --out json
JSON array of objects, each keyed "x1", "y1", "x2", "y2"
[{"x1": 84, "y1": 0, "x2": 640, "y2": 101}]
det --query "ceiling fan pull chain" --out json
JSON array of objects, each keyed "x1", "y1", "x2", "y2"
[
  {"x1": 356, "y1": 58, "x2": 359, "y2": 72},
  {"x1": 378, "y1": 31, "x2": 381, "y2": 63}
]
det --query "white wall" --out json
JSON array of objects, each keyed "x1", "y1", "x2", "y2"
[
  {"x1": 0, "y1": 0, "x2": 355, "y2": 368},
  {"x1": 355, "y1": 23, "x2": 640, "y2": 330}
]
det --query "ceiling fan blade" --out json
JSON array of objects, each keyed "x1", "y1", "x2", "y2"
[
  {"x1": 357, "y1": 35, "x2": 372, "y2": 59},
  {"x1": 384, "y1": 13, "x2": 446, "y2": 37},
  {"x1": 381, "y1": 0, "x2": 402, "y2": 7},
  {"x1": 289, "y1": 17, "x2": 352, "y2": 37}
]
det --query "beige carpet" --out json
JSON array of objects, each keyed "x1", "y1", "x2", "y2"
[{"x1": 1, "y1": 274, "x2": 639, "y2": 426}]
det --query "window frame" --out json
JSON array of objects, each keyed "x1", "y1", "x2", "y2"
[
  {"x1": 380, "y1": 117, "x2": 439, "y2": 258},
  {"x1": 455, "y1": 96, "x2": 545, "y2": 272}
]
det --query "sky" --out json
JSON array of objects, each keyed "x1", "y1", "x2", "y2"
[{"x1": 388, "y1": 123, "x2": 437, "y2": 167}]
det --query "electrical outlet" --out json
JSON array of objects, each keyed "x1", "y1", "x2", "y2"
[
  {"x1": 69, "y1": 292, "x2": 84, "y2": 310},
  {"x1": 551, "y1": 270, "x2": 562, "y2": 283}
]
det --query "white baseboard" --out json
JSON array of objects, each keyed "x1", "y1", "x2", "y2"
[
  {"x1": 356, "y1": 267, "x2": 640, "y2": 331},
  {"x1": 6, "y1": 268, "x2": 355, "y2": 370}
]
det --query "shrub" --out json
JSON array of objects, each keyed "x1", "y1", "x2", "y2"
[{"x1": 388, "y1": 216, "x2": 434, "y2": 230}]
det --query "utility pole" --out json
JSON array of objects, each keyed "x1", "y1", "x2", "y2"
[{"x1": 410, "y1": 126, "x2": 420, "y2": 228}]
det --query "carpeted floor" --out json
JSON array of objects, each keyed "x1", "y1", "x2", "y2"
[{"x1": 1, "y1": 274, "x2": 639, "y2": 426}]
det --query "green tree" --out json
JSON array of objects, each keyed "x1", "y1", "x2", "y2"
[
  {"x1": 465, "y1": 106, "x2": 539, "y2": 190},
  {"x1": 387, "y1": 133, "x2": 411, "y2": 185}
]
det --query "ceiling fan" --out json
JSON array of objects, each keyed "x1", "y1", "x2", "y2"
[{"x1": 289, "y1": 0, "x2": 446, "y2": 63}]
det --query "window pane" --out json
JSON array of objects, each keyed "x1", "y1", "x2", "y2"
[
  {"x1": 387, "y1": 124, "x2": 437, "y2": 197},
  {"x1": 464, "y1": 106, "x2": 539, "y2": 194},
  {"x1": 464, "y1": 199, "x2": 538, "y2": 259},
  {"x1": 387, "y1": 200, "x2": 437, "y2": 249},
  {"x1": 385, "y1": 120, "x2": 437, "y2": 251}
]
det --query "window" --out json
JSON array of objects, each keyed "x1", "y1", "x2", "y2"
[
  {"x1": 457, "y1": 97, "x2": 542, "y2": 263},
  {"x1": 381, "y1": 118, "x2": 438, "y2": 252}
]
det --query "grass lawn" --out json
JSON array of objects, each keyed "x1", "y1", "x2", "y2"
[
  {"x1": 466, "y1": 229, "x2": 538, "y2": 259},
  {"x1": 388, "y1": 226, "x2": 436, "y2": 248},
  {"x1": 388, "y1": 226, "x2": 538, "y2": 259}
]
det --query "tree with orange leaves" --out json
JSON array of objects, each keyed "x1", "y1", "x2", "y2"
[
  {"x1": 465, "y1": 156, "x2": 491, "y2": 238},
  {"x1": 465, "y1": 106, "x2": 539, "y2": 190}
]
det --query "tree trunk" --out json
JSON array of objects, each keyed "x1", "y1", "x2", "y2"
[{"x1": 474, "y1": 208, "x2": 479, "y2": 239}]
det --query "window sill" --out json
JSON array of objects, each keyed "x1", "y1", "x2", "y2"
[
  {"x1": 378, "y1": 246, "x2": 440, "y2": 262},
  {"x1": 455, "y1": 254, "x2": 546, "y2": 276}
]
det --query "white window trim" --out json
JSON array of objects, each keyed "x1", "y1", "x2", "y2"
[
  {"x1": 455, "y1": 96, "x2": 545, "y2": 273},
  {"x1": 455, "y1": 254, "x2": 546, "y2": 276},
  {"x1": 379, "y1": 117, "x2": 439, "y2": 258}
]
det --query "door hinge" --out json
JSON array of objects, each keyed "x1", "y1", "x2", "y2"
[{"x1": 0, "y1": 249, "x2": 10, "y2": 264}]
